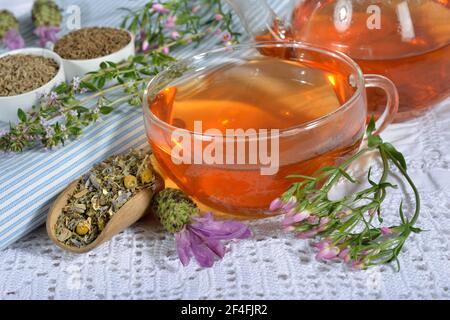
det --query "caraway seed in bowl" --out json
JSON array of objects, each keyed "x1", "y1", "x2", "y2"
[
  {"x1": 0, "y1": 54, "x2": 59, "y2": 96},
  {"x1": 53, "y1": 27, "x2": 131, "y2": 60}
]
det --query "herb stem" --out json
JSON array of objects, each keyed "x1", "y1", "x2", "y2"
[
  {"x1": 281, "y1": 118, "x2": 422, "y2": 269},
  {"x1": 79, "y1": 33, "x2": 206, "y2": 83},
  {"x1": 79, "y1": 79, "x2": 147, "y2": 105},
  {"x1": 388, "y1": 154, "x2": 421, "y2": 225}
]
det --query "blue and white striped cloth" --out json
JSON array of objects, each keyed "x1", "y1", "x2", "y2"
[
  {"x1": 0, "y1": 0, "x2": 290, "y2": 250},
  {"x1": 0, "y1": 0, "x2": 156, "y2": 250}
]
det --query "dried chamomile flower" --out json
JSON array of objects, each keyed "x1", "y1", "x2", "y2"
[
  {"x1": 124, "y1": 175, "x2": 138, "y2": 189},
  {"x1": 54, "y1": 149, "x2": 157, "y2": 248}
]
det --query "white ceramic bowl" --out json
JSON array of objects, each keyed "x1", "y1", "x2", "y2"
[
  {"x1": 0, "y1": 48, "x2": 66, "y2": 123},
  {"x1": 59, "y1": 29, "x2": 135, "y2": 82}
]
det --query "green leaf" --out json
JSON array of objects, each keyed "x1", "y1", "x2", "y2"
[
  {"x1": 286, "y1": 174, "x2": 317, "y2": 180},
  {"x1": 410, "y1": 226, "x2": 424, "y2": 234},
  {"x1": 129, "y1": 15, "x2": 139, "y2": 33},
  {"x1": 97, "y1": 77, "x2": 106, "y2": 89},
  {"x1": 72, "y1": 106, "x2": 89, "y2": 113},
  {"x1": 80, "y1": 81, "x2": 97, "y2": 91},
  {"x1": 53, "y1": 82, "x2": 69, "y2": 94},
  {"x1": 68, "y1": 126, "x2": 82, "y2": 136},
  {"x1": 317, "y1": 166, "x2": 337, "y2": 173},
  {"x1": 133, "y1": 55, "x2": 146, "y2": 64},
  {"x1": 100, "y1": 106, "x2": 114, "y2": 115},
  {"x1": 339, "y1": 168, "x2": 356, "y2": 183},
  {"x1": 17, "y1": 109, "x2": 27, "y2": 123},
  {"x1": 367, "y1": 134, "x2": 382, "y2": 148},
  {"x1": 103, "y1": 72, "x2": 114, "y2": 80},
  {"x1": 366, "y1": 116, "x2": 377, "y2": 136},
  {"x1": 120, "y1": 17, "x2": 129, "y2": 29},
  {"x1": 378, "y1": 181, "x2": 398, "y2": 189},
  {"x1": 139, "y1": 68, "x2": 156, "y2": 76},
  {"x1": 383, "y1": 142, "x2": 407, "y2": 171}
]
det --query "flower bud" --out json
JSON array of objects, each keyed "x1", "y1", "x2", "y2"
[
  {"x1": 269, "y1": 198, "x2": 282, "y2": 211},
  {"x1": 0, "y1": 10, "x2": 19, "y2": 40},
  {"x1": 282, "y1": 196, "x2": 297, "y2": 211},
  {"x1": 151, "y1": 188, "x2": 199, "y2": 233},
  {"x1": 32, "y1": 0, "x2": 62, "y2": 28}
]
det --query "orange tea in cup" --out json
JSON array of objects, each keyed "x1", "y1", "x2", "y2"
[{"x1": 143, "y1": 43, "x2": 398, "y2": 218}]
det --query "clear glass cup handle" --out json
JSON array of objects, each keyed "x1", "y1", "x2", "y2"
[{"x1": 364, "y1": 74, "x2": 399, "y2": 135}]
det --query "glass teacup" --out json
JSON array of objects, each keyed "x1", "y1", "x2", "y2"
[{"x1": 143, "y1": 42, "x2": 398, "y2": 219}]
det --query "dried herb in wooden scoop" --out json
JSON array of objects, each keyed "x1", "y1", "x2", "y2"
[{"x1": 47, "y1": 149, "x2": 164, "y2": 253}]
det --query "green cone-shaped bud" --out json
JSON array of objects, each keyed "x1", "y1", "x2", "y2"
[
  {"x1": 152, "y1": 188, "x2": 199, "y2": 233},
  {"x1": 32, "y1": 0, "x2": 62, "y2": 27},
  {"x1": 0, "y1": 10, "x2": 19, "y2": 40}
]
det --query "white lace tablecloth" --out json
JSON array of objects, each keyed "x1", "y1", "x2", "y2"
[
  {"x1": 1, "y1": 102, "x2": 449, "y2": 301},
  {"x1": 1, "y1": 0, "x2": 450, "y2": 300}
]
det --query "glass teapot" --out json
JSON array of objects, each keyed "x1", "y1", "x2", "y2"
[{"x1": 226, "y1": 0, "x2": 450, "y2": 121}]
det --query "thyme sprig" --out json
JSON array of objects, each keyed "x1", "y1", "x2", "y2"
[
  {"x1": 0, "y1": 0, "x2": 239, "y2": 153},
  {"x1": 0, "y1": 52, "x2": 174, "y2": 152},
  {"x1": 275, "y1": 118, "x2": 421, "y2": 270}
]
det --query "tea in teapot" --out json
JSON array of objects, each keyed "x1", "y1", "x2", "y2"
[{"x1": 228, "y1": 0, "x2": 450, "y2": 121}]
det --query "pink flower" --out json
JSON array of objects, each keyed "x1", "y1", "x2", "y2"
[
  {"x1": 285, "y1": 207, "x2": 296, "y2": 217},
  {"x1": 351, "y1": 260, "x2": 365, "y2": 269},
  {"x1": 162, "y1": 47, "x2": 170, "y2": 55},
  {"x1": 222, "y1": 31, "x2": 232, "y2": 42},
  {"x1": 338, "y1": 248, "x2": 351, "y2": 263},
  {"x1": 141, "y1": 39, "x2": 150, "y2": 52},
  {"x1": 170, "y1": 31, "x2": 180, "y2": 40},
  {"x1": 315, "y1": 241, "x2": 340, "y2": 260},
  {"x1": 282, "y1": 196, "x2": 297, "y2": 212},
  {"x1": 165, "y1": 15, "x2": 177, "y2": 28},
  {"x1": 33, "y1": 26, "x2": 60, "y2": 47},
  {"x1": 214, "y1": 14, "x2": 223, "y2": 21},
  {"x1": 307, "y1": 215, "x2": 319, "y2": 224},
  {"x1": 3, "y1": 29, "x2": 25, "y2": 50},
  {"x1": 381, "y1": 227, "x2": 393, "y2": 235},
  {"x1": 152, "y1": 3, "x2": 170, "y2": 14},
  {"x1": 296, "y1": 229, "x2": 318, "y2": 239},
  {"x1": 313, "y1": 239, "x2": 330, "y2": 250},
  {"x1": 269, "y1": 198, "x2": 283, "y2": 211},
  {"x1": 175, "y1": 213, "x2": 252, "y2": 268},
  {"x1": 317, "y1": 217, "x2": 331, "y2": 231},
  {"x1": 281, "y1": 211, "x2": 310, "y2": 228}
]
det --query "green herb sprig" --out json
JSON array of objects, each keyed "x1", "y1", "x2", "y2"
[
  {"x1": 0, "y1": 51, "x2": 174, "y2": 152},
  {"x1": 275, "y1": 118, "x2": 421, "y2": 270},
  {"x1": 0, "y1": 0, "x2": 239, "y2": 153},
  {"x1": 121, "y1": 0, "x2": 239, "y2": 52}
]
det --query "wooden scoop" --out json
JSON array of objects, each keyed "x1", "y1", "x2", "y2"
[{"x1": 46, "y1": 172, "x2": 164, "y2": 253}]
